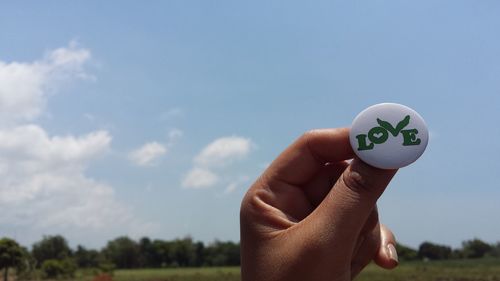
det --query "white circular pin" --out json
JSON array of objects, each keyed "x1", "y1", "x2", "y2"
[{"x1": 349, "y1": 103, "x2": 428, "y2": 169}]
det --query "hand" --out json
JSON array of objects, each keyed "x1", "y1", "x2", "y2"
[{"x1": 240, "y1": 128, "x2": 399, "y2": 281}]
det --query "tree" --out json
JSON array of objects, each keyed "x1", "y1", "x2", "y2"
[
  {"x1": 151, "y1": 239, "x2": 173, "y2": 267},
  {"x1": 418, "y1": 241, "x2": 452, "y2": 260},
  {"x1": 32, "y1": 235, "x2": 71, "y2": 266},
  {"x1": 103, "y1": 237, "x2": 140, "y2": 269},
  {"x1": 490, "y1": 242, "x2": 500, "y2": 257},
  {"x1": 204, "y1": 241, "x2": 240, "y2": 266},
  {"x1": 461, "y1": 238, "x2": 493, "y2": 259},
  {"x1": 13, "y1": 246, "x2": 36, "y2": 281},
  {"x1": 74, "y1": 245, "x2": 100, "y2": 268},
  {"x1": 395, "y1": 243, "x2": 418, "y2": 261},
  {"x1": 138, "y1": 237, "x2": 156, "y2": 268},
  {"x1": 169, "y1": 237, "x2": 197, "y2": 267},
  {"x1": 451, "y1": 249, "x2": 464, "y2": 259},
  {"x1": 194, "y1": 241, "x2": 205, "y2": 267},
  {"x1": 0, "y1": 238, "x2": 24, "y2": 281}
]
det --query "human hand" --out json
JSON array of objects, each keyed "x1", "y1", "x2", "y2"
[{"x1": 240, "y1": 128, "x2": 399, "y2": 281}]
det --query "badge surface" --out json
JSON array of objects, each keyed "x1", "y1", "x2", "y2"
[{"x1": 349, "y1": 103, "x2": 428, "y2": 169}]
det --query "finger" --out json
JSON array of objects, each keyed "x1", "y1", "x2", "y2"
[
  {"x1": 374, "y1": 224, "x2": 398, "y2": 269},
  {"x1": 350, "y1": 207, "x2": 380, "y2": 277},
  {"x1": 303, "y1": 161, "x2": 349, "y2": 207},
  {"x1": 306, "y1": 158, "x2": 397, "y2": 254},
  {"x1": 352, "y1": 206, "x2": 379, "y2": 256},
  {"x1": 351, "y1": 222, "x2": 381, "y2": 278},
  {"x1": 264, "y1": 128, "x2": 354, "y2": 187}
]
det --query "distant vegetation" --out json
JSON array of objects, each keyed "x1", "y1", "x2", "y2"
[
  {"x1": 1, "y1": 235, "x2": 239, "y2": 280},
  {"x1": 397, "y1": 239, "x2": 500, "y2": 261},
  {"x1": 1, "y1": 235, "x2": 500, "y2": 280}
]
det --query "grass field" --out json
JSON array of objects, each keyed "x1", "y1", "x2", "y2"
[
  {"x1": 15, "y1": 259, "x2": 499, "y2": 281},
  {"x1": 109, "y1": 258, "x2": 500, "y2": 281},
  {"x1": 356, "y1": 258, "x2": 500, "y2": 281},
  {"x1": 113, "y1": 267, "x2": 240, "y2": 281}
]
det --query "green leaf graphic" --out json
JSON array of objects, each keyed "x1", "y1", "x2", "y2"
[
  {"x1": 395, "y1": 115, "x2": 410, "y2": 135},
  {"x1": 376, "y1": 115, "x2": 410, "y2": 137}
]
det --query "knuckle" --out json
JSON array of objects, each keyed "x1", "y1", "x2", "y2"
[
  {"x1": 240, "y1": 189, "x2": 259, "y2": 219},
  {"x1": 341, "y1": 169, "x2": 372, "y2": 194},
  {"x1": 299, "y1": 129, "x2": 322, "y2": 147},
  {"x1": 301, "y1": 129, "x2": 320, "y2": 139},
  {"x1": 299, "y1": 129, "x2": 325, "y2": 163},
  {"x1": 240, "y1": 179, "x2": 272, "y2": 220}
]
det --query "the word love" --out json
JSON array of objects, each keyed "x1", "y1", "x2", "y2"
[{"x1": 355, "y1": 115, "x2": 421, "y2": 151}]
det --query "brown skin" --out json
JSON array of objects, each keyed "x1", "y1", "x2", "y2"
[{"x1": 240, "y1": 128, "x2": 399, "y2": 281}]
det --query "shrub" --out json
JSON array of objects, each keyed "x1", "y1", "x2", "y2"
[
  {"x1": 41, "y1": 259, "x2": 77, "y2": 279},
  {"x1": 98, "y1": 262, "x2": 115, "y2": 275},
  {"x1": 418, "y1": 242, "x2": 452, "y2": 260},
  {"x1": 41, "y1": 260, "x2": 65, "y2": 279},
  {"x1": 60, "y1": 259, "x2": 77, "y2": 277},
  {"x1": 461, "y1": 239, "x2": 493, "y2": 259},
  {"x1": 396, "y1": 243, "x2": 418, "y2": 261}
]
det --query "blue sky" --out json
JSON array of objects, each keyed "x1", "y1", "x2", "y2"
[{"x1": 1, "y1": 1, "x2": 499, "y2": 249}]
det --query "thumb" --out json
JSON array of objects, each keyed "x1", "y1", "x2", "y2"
[{"x1": 306, "y1": 158, "x2": 397, "y2": 253}]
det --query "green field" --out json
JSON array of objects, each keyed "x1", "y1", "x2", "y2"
[
  {"x1": 18, "y1": 259, "x2": 500, "y2": 281},
  {"x1": 113, "y1": 267, "x2": 240, "y2": 281},
  {"x1": 356, "y1": 258, "x2": 500, "y2": 281},
  {"x1": 107, "y1": 259, "x2": 500, "y2": 281}
]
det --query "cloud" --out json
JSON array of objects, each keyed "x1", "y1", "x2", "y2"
[
  {"x1": 128, "y1": 129, "x2": 183, "y2": 167},
  {"x1": 129, "y1": 142, "x2": 167, "y2": 166},
  {"x1": 194, "y1": 136, "x2": 253, "y2": 167},
  {"x1": 0, "y1": 125, "x2": 140, "y2": 234},
  {"x1": 0, "y1": 40, "x2": 91, "y2": 124},
  {"x1": 48, "y1": 42, "x2": 91, "y2": 70},
  {"x1": 182, "y1": 136, "x2": 253, "y2": 190},
  {"x1": 181, "y1": 167, "x2": 219, "y2": 189},
  {"x1": 0, "y1": 125, "x2": 111, "y2": 204},
  {"x1": 0, "y1": 42, "x2": 155, "y2": 244}
]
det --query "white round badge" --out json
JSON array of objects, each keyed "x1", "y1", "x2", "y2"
[{"x1": 349, "y1": 103, "x2": 428, "y2": 169}]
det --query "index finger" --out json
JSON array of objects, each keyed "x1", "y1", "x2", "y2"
[{"x1": 264, "y1": 128, "x2": 354, "y2": 186}]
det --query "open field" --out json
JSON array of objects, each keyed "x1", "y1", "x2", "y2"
[
  {"x1": 357, "y1": 258, "x2": 500, "y2": 281},
  {"x1": 108, "y1": 259, "x2": 500, "y2": 281},
  {"x1": 14, "y1": 258, "x2": 500, "y2": 281},
  {"x1": 113, "y1": 267, "x2": 240, "y2": 281}
]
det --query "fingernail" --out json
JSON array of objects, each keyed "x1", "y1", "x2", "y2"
[{"x1": 387, "y1": 243, "x2": 399, "y2": 263}]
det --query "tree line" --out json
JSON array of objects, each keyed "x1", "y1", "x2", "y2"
[
  {"x1": 397, "y1": 239, "x2": 500, "y2": 261},
  {"x1": 1, "y1": 235, "x2": 500, "y2": 280},
  {"x1": 0, "y1": 235, "x2": 239, "y2": 280}
]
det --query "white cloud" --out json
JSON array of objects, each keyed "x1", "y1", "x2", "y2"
[
  {"x1": 182, "y1": 167, "x2": 218, "y2": 189},
  {"x1": 0, "y1": 40, "x2": 91, "y2": 124},
  {"x1": 128, "y1": 129, "x2": 183, "y2": 167},
  {"x1": 0, "y1": 125, "x2": 131, "y2": 231},
  {"x1": 0, "y1": 42, "x2": 154, "y2": 243},
  {"x1": 129, "y1": 142, "x2": 167, "y2": 166},
  {"x1": 48, "y1": 41, "x2": 91, "y2": 70},
  {"x1": 194, "y1": 136, "x2": 253, "y2": 167},
  {"x1": 182, "y1": 136, "x2": 253, "y2": 190}
]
